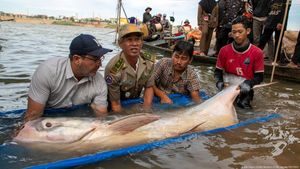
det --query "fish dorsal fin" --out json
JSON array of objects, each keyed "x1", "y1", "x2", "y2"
[{"x1": 108, "y1": 113, "x2": 160, "y2": 135}]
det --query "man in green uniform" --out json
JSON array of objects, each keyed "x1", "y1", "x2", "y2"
[{"x1": 105, "y1": 24, "x2": 155, "y2": 113}]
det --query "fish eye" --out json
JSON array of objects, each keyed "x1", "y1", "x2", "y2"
[
  {"x1": 38, "y1": 119, "x2": 61, "y2": 131},
  {"x1": 45, "y1": 122, "x2": 52, "y2": 128}
]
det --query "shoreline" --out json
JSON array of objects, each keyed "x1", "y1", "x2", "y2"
[{"x1": 0, "y1": 16, "x2": 116, "y2": 29}]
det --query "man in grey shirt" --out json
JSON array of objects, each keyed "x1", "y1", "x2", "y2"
[{"x1": 24, "y1": 34, "x2": 112, "y2": 122}]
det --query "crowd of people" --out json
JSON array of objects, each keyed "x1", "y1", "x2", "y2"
[
  {"x1": 143, "y1": 7, "x2": 171, "y2": 31},
  {"x1": 142, "y1": 0, "x2": 295, "y2": 67},
  {"x1": 198, "y1": 0, "x2": 294, "y2": 66},
  {"x1": 23, "y1": 0, "x2": 299, "y2": 122}
]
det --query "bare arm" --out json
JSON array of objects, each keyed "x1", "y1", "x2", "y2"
[
  {"x1": 153, "y1": 85, "x2": 173, "y2": 104},
  {"x1": 24, "y1": 97, "x2": 45, "y2": 122},
  {"x1": 90, "y1": 103, "x2": 107, "y2": 117},
  {"x1": 190, "y1": 90, "x2": 202, "y2": 104},
  {"x1": 143, "y1": 87, "x2": 154, "y2": 108},
  {"x1": 111, "y1": 100, "x2": 122, "y2": 113}
]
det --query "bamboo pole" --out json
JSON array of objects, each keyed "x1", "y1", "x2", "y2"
[
  {"x1": 114, "y1": 0, "x2": 122, "y2": 43},
  {"x1": 270, "y1": 0, "x2": 291, "y2": 82},
  {"x1": 121, "y1": 2, "x2": 129, "y2": 22}
]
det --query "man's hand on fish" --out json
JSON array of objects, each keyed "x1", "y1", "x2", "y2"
[
  {"x1": 216, "y1": 81, "x2": 225, "y2": 91},
  {"x1": 160, "y1": 95, "x2": 173, "y2": 104},
  {"x1": 239, "y1": 80, "x2": 251, "y2": 94}
]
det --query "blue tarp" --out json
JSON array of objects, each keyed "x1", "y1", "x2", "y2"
[{"x1": 0, "y1": 91, "x2": 209, "y2": 117}]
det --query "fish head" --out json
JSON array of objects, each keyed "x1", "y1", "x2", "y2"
[{"x1": 14, "y1": 117, "x2": 99, "y2": 144}]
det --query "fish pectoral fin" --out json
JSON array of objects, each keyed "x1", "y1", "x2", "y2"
[
  {"x1": 108, "y1": 113, "x2": 160, "y2": 135},
  {"x1": 182, "y1": 121, "x2": 206, "y2": 134}
]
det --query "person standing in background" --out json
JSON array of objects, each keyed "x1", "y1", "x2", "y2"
[
  {"x1": 155, "y1": 13, "x2": 162, "y2": 23},
  {"x1": 215, "y1": 0, "x2": 245, "y2": 56},
  {"x1": 258, "y1": 0, "x2": 291, "y2": 64},
  {"x1": 143, "y1": 7, "x2": 152, "y2": 24},
  {"x1": 161, "y1": 14, "x2": 171, "y2": 30},
  {"x1": 252, "y1": 0, "x2": 274, "y2": 61},
  {"x1": 182, "y1": 19, "x2": 193, "y2": 33},
  {"x1": 197, "y1": 0, "x2": 218, "y2": 56}
]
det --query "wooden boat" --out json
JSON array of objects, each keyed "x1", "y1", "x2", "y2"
[{"x1": 143, "y1": 40, "x2": 300, "y2": 83}]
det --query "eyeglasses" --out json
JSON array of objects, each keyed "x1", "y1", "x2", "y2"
[{"x1": 82, "y1": 55, "x2": 105, "y2": 64}]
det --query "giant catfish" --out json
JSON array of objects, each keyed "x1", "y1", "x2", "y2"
[{"x1": 13, "y1": 77, "x2": 245, "y2": 156}]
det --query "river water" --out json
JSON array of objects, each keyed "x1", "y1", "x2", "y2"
[{"x1": 0, "y1": 22, "x2": 299, "y2": 169}]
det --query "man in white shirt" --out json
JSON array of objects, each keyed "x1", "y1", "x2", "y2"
[{"x1": 24, "y1": 34, "x2": 112, "y2": 122}]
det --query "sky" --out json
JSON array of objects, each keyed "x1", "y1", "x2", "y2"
[{"x1": 1, "y1": 0, "x2": 300, "y2": 30}]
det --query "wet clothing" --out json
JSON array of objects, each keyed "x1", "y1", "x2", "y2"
[
  {"x1": 105, "y1": 52, "x2": 155, "y2": 101},
  {"x1": 215, "y1": 41, "x2": 264, "y2": 109},
  {"x1": 153, "y1": 58, "x2": 201, "y2": 95},
  {"x1": 28, "y1": 57, "x2": 107, "y2": 108},
  {"x1": 216, "y1": 43, "x2": 264, "y2": 80}
]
